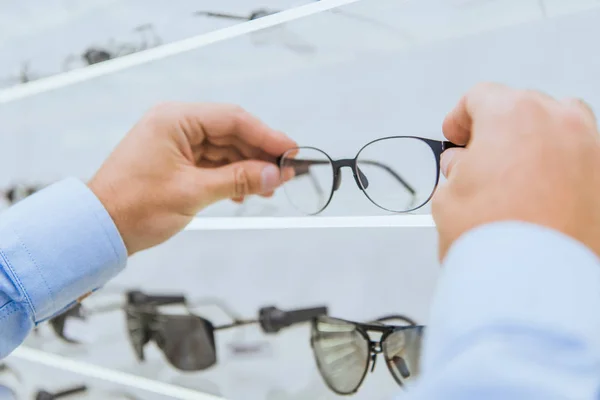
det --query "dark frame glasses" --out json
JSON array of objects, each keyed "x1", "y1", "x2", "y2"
[
  {"x1": 310, "y1": 314, "x2": 424, "y2": 395},
  {"x1": 278, "y1": 137, "x2": 463, "y2": 215},
  {"x1": 125, "y1": 297, "x2": 328, "y2": 371}
]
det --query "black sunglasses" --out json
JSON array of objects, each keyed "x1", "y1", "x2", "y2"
[
  {"x1": 310, "y1": 314, "x2": 424, "y2": 395},
  {"x1": 278, "y1": 137, "x2": 463, "y2": 214},
  {"x1": 47, "y1": 290, "x2": 183, "y2": 344},
  {"x1": 125, "y1": 294, "x2": 328, "y2": 371}
]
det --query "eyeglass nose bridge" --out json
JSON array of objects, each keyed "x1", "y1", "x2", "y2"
[{"x1": 331, "y1": 159, "x2": 369, "y2": 191}]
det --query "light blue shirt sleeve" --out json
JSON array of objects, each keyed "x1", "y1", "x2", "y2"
[
  {"x1": 409, "y1": 222, "x2": 600, "y2": 399},
  {"x1": 0, "y1": 178, "x2": 127, "y2": 358}
]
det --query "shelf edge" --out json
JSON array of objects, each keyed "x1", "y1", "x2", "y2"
[
  {"x1": 184, "y1": 215, "x2": 435, "y2": 230},
  {"x1": 12, "y1": 347, "x2": 226, "y2": 400}
]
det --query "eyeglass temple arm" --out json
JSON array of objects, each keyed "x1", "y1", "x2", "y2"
[
  {"x1": 357, "y1": 159, "x2": 416, "y2": 195},
  {"x1": 278, "y1": 157, "x2": 416, "y2": 196},
  {"x1": 372, "y1": 314, "x2": 418, "y2": 326},
  {"x1": 442, "y1": 141, "x2": 464, "y2": 151},
  {"x1": 194, "y1": 11, "x2": 249, "y2": 20}
]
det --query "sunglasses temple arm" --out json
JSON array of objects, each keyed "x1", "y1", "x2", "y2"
[
  {"x1": 185, "y1": 297, "x2": 246, "y2": 324},
  {"x1": 214, "y1": 319, "x2": 259, "y2": 331},
  {"x1": 259, "y1": 305, "x2": 328, "y2": 334}
]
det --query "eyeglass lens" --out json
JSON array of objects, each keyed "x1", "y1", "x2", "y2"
[
  {"x1": 280, "y1": 137, "x2": 439, "y2": 214},
  {"x1": 356, "y1": 137, "x2": 437, "y2": 212},
  {"x1": 280, "y1": 147, "x2": 334, "y2": 214},
  {"x1": 382, "y1": 327, "x2": 424, "y2": 385},
  {"x1": 311, "y1": 316, "x2": 370, "y2": 395}
]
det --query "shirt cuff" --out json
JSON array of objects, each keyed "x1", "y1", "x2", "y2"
[
  {"x1": 0, "y1": 178, "x2": 127, "y2": 323},
  {"x1": 424, "y1": 221, "x2": 600, "y2": 369}
]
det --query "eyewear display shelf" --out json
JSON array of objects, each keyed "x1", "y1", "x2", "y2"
[{"x1": 8, "y1": 215, "x2": 433, "y2": 400}]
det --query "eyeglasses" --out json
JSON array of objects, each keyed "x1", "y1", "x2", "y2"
[
  {"x1": 278, "y1": 137, "x2": 462, "y2": 214},
  {"x1": 126, "y1": 295, "x2": 327, "y2": 371},
  {"x1": 310, "y1": 314, "x2": 424, "y2": 395}
]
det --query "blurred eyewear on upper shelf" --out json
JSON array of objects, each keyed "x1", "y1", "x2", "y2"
[
  {"x1": 63, "y1": 24, "x2": 162, "y2": 71},
  {"x1": 0, "y1": 364, "x2": 137, "y2": 399},
  {"x1": 310, "y1": 314, "x2": 424, "y2": 395},
  {"x1": 1, "y1": 184, "x2": 43, "y2": 206},
  {"x1": 278, "y1": 137, "x2": 464, "y2": 214},
  {"x1": 194, "y1": 8, "x2": 315, "y2": 54},
  {"x1": 0, "y1": 62, "x2": 42, "y2": 89},
  {"x1": 0, "y1": 24, "x2": 162, "y2": 89},
  {"x1": 45, "y1": 290, "x2": 328, "y2": 371}
]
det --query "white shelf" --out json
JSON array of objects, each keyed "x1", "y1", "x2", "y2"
[
  {"x1": 184, "y1": 214, "x2": 435, "y2": 231},
  {"x1": 11, "y1": 347, "x2": 225, "y2": 400},
  {"x1": 0, "y1": 0, "x2": 360, "y2": 104}
]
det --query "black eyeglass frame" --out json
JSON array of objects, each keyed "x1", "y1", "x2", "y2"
[
  {"x1": 278, "y1": 137, "x2": 463, "y2": 215},
  {"x1": 310, "y1": 314, "x2": 425, "y2": 396}
]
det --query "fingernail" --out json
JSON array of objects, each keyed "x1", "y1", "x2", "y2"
[
  {"x1": 261, "y1": 165, "x2": 281, "y2": 193},
  {"x1": 440, "y1": 148, "x2": 457, "y2": 178}
]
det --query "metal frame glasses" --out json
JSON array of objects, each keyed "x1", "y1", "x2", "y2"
[{"x1": 278, "y1": 137, "x2": 462, "y2": 214}]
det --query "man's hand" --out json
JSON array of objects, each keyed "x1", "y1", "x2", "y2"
[
  {"x1": 88, "y1": 102, "x2": 296, "y2": 254},
  {"x1": 432, "y1": 83, "x2": 600, "y2": 260}
]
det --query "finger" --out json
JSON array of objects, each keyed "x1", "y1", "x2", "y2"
[
  {"x1": 442, "y1": 82, "x2": 513, "y2": 145},
  {"x1": 198, "y1": 160, "x2": 282, "y2": 202},
  {"x1": 198, "y1": 144, "x2": 244, "y2": 164},
  {"x1": 259, "y1": 190, "x2": 275, "y2": 198},
  {"x1": 212, "y1": 137, "x2": 279, "y2": 163},
  {"x1": 440, "y1": 147, "x2": 465, "y2": 178},
  {"x1": 197, "y1": 159, "x2": 228, "y2": 169},
  {"x1": 174, "y1": 103, "x2": 297, "y2": 156},
  {"x1": 232, "y1": 196, "x2": 245, "y2": 203},
  {"x1": 561, "y1": 97, "x2": 597, "y2": 128}
]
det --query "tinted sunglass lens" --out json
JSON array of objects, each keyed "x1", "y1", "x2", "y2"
[
  {"x1": 383, "y1": 327, "x2": 424, "y2": 385},
  {"x1": 311, "y1": 316, "x2": 370, "y2": 395},
  {"x1": 280, "y1": 147, "x2": 334, "y2": 215},
  {"x1": 125, "y1": 309, "x2": 150, "y2": 360},
  {"x1": 356, "y1": 138, "x2": 438, "y2": 212},
  {"x1": 158, "y1": 316, "x2": 217, "y2": 371}
]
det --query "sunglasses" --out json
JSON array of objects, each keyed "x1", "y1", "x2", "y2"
[
  {"x1": 47, "y1": 290, "x2": 183, "y2": 344},
  {"x1": 125, "y1": 295, "x2": 328, "y2": 371},
  {"x1": 278, "y1": 137, "x2": 463, "y2": 215},
  {"x1": 310, "y1": 314, "x2": 424, "y2": 395}
]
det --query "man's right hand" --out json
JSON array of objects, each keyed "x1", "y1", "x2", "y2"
[{"x1": 432, "y1": 83, "x2": 600, "y2": 260}]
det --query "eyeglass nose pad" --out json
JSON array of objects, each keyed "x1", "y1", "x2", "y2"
[
  {"x1": 392, "y1": 356, "x2": 411, "y2": 378},
  {"x1": 355, "y1": 166, "x2": 369, "y2": 189}
]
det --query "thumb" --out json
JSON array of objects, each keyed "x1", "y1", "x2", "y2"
[
  {"x1": 199, "y1": 160, "x2": 282, "y2": 202},
  {"x1": 440, "y1": 147, "x2": 465, "y2": 178}
]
